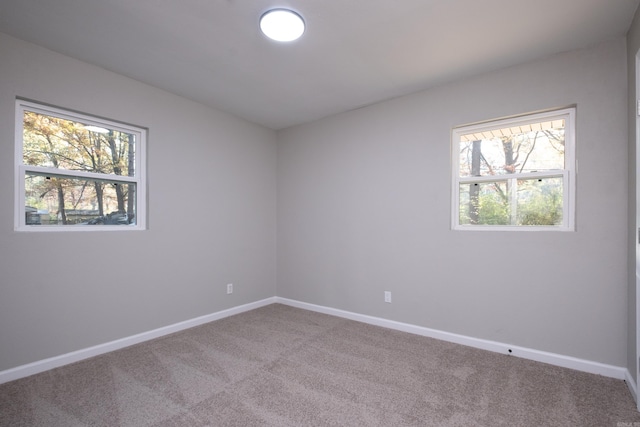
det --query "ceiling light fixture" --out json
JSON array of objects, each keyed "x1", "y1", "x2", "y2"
[{"x1": 260, "y1": 9, "x2": 305, "y2": 42}]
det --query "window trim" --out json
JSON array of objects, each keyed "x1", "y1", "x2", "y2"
[
  {"x1": 451, "y1": 107, "x2": 576, "y2": 231},
  {"x1": 14, "y1": 99, "x2": 147, "y2": 232}
]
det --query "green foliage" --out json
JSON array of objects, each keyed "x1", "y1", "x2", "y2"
[
  {"x1": 460, "y1": 179, "x2": 563, "y2": 226},
  {"x1": 477, "y1": 192, "x2": 510, "y2": 225},
  {"x1": 517, "y1": 182, "x2": 563, "y2": 226}
]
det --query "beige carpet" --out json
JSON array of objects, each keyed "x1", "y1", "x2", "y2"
[{"x1": 1, "y1": 303, "x2": 639, "y2": 426}]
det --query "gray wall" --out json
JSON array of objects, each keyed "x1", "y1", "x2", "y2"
[
  {"x1": 628, "y1": 8, "x2": 640, "y2": 385},
  {"x1": 0, "y1": 31, "x2": 632, "y2": 374},
  {"x1": 277, "y1": 38, "x2": 629, "y2": 367},
  {"x1": 0, "y1": 33, "x2": 277, "y2": 372}
]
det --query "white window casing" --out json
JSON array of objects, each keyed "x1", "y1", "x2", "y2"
[
  {"x1": 15, "y1": 99, "x2": 147, "y2": 231},
  {"x1": 451, "y1": 107, "x2": 575, "y2": 231}
]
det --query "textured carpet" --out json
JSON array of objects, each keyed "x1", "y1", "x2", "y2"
[{"x1": 1, "y1": 303, "x2": 639, "y2": 426}]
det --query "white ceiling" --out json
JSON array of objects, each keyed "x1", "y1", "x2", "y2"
[{"x1": 1, "y1": 0, "x2": 639, "y2": 130}]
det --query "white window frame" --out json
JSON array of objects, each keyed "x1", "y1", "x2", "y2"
[
  {"x1": 451, "y1": 107, "x2": 576, "y2": 231},
  {"x1": 15, "y1": 99, "x2": 147, "y2": 231}
]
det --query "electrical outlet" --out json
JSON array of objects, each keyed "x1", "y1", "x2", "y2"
[
  {"x1": 227, "y1": 283, "x2": 233, "y2": 294},
  {"x1": 384, "y1": 291, "x2": 391, "y2": 303}
]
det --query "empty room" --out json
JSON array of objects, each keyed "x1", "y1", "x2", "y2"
[{"x1": 2, "y1": 0, "x2": 640, "y2": 425}]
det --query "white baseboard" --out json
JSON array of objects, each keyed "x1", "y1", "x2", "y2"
[
  {"x1": 2, "y1": 295, "x2": 633, "y2": 394},
  {"x1": 626, "y1": 368, "x2": 638, "y2": 403},
  {"x1": 275, "y1": 297, "x2": 630, "y2": 381},
  {"x1": 0, "y1": 297, "x2": 277, "y2": 385}
]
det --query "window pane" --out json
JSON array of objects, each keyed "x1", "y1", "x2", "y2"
[
  {"x1": 25, "y1": 173, "x2": 136, "y2": 226},
  {"x1": 459, "y1": 181, "x2": 509, "y2": 225},
  {"x1": 516, "y1": 177, "x2": 563, "y2": 226},
  {"x1": 458, "y1": 118, "x2": 565, "y2": 177},
  {"x1": 459, "y1": 177, "x2": 563, "y2": 226},
  {"x1": 23, "y1": 110, "x2": 136, "y2": 177}
]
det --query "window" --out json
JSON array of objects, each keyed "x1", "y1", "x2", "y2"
[
  {"x1": 451, "y1": 107, "x2": 575, "y2": 231},
  {"x1": 15, "y1": 100, "x2": 146, "y2": 231}
]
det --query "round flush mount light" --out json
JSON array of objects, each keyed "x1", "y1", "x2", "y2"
[{"x1": 260, "y1": 9, "x2": 305, "y2": 42}]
